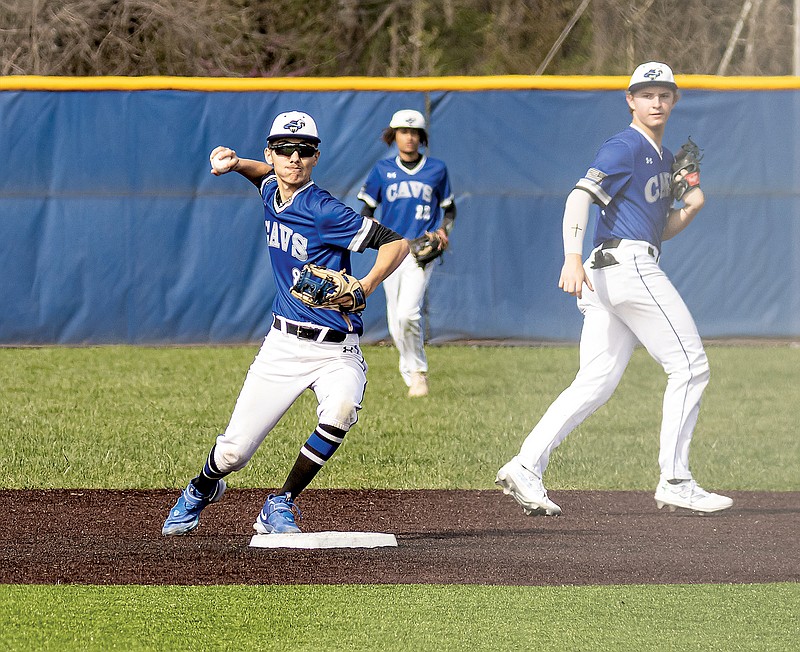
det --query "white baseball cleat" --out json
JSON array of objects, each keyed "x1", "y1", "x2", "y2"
[
  {"x1": 654, "y1": 478, "x2": 733, "y2": 513},
  {"x1": 496, "y1": 457, "x2": 562, "y2": 516},
  {"x1": 408, "y1": 372, "x2": 429, "y2": 398}
]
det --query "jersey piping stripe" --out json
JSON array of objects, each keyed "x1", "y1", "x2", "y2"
[
  {"x1": 630, "y1": 124, "x2": 663, "y2": 159},
  {"x1": 356, "y1": 189, "x2": 378, "y2": 208},
  {"x1": 272, "y1": 180, "x2": 315, "y2": 213},
  {"x1": 260, "y1": 173, "x2": 276, "y2": 195},
  {"x1": 575, "y1": 178, "x2": 611, "y2": 206},
  {"x1": 348, "y1": 218, "x2": 374, "y2": 252},
  {"x1": 394, "y1": 155, "x2": 427, "y2": 175}
]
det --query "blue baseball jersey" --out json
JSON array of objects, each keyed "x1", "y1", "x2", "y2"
[
  {"x1": 575, "y1": 125, "x2": 675, "y2": 249},
  {"x1": 357, "y1": 155, "x2": 454, "y2": 240},
  {"x1": 260, "y1": 173, "x2": 375, "y2": 334}
]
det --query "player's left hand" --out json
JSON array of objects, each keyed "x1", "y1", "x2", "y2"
[
  {"x1": 329, "y1": 293, "x2": 359, "y2": 310},
  {"x1": 290, "y1": 264, "x2": 366, "y2": 313},
  {"x1": 671, "y1": 137, "x2": 703, "y2": 201},
  {"x1": 434, "y1": 228, "x2": 449, "y2": 250}
]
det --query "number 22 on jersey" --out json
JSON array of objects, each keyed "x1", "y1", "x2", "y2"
[{"x1": 414, "y1": 205, "x2": 431, "y2": 221}]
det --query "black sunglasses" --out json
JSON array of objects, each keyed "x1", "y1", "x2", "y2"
[{"x1": 269, "y1": 142, "x2": 318, "y2": 158}]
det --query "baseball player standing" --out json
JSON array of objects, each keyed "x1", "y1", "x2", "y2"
[
  {"x1": 358, "y1": 110, "x2": 456, "y2": 397},
  {"x1": 497, "y1": 63, "x2": 732, "y2": 516},
  {"x1": 162, "y1": 110, "x2": 408, "y2": 536}
]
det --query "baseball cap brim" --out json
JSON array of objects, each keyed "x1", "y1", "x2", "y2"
[
  {"x1": 628, "y1": 80, "x2": 678, "y2": 93},
  {"x1": 267, "y1": 134, "x2": 320, "y2": 144}
]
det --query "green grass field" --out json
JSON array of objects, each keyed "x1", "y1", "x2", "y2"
[
  {"x1": 2, "y1": 344, "x2": 799, "y2": 650},
  {"x1": 2, "y1": 583, "x2": 798, "y2": 651}
]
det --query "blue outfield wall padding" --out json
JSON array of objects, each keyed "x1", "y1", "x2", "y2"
[{"x1": 1, "y1": 87, "x2": 799, "y2": 344}]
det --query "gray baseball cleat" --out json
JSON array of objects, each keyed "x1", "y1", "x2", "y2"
[{"x1": 496, "y1": 457, "x2": 562, "y2": 516}]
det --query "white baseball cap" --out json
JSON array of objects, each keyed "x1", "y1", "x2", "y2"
[
  {"x1": 389, "y1": 109, "x2": 426, "y2": 130},
  {"x1": 267, "y1": 110, "x2": 320, "y2": 144},
  {"x1": 627, "y1": 62, "x2": 677, "y2": 93}
]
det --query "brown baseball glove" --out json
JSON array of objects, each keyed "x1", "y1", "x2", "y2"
[{"x1": 290, "y1": 264, "x2": 366, "y2": 312}]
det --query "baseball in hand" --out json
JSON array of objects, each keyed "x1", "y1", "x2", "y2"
[{"x1": 210, "y1": 147, "x2": 236, "y2": 175}]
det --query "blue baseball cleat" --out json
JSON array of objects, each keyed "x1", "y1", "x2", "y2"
[
  {"x1": 253, "y1": 493, "x2": 302, "y2": 534},
  {"x1": 161, "y1": 479, "x2": 226, "y2": 536}
]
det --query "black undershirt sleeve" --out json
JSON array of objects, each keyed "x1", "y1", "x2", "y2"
[
  {"x1": 441, "y1": 203, "x2": 456, "y2": 233},
  {"x1": 360, "y1": 220, "x2": 403, "y2": 251}
]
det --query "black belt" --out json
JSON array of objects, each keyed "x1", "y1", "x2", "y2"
[
  {"x1": 600, "y1": 238, "x2": 657, "y2": 257},
  {"x1": 600, "y1": 238, "x2": 623, "y2": 250},
  {"x1": 272, "y1": 316, "x2": 347, "y2": 343},
  {"x1": 592, "y1": 239, "x2": 657, "y2": 269}
]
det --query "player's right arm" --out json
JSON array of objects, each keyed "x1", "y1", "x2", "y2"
[
  {"x1": 209, "y1": 146, "x2": 272, "y2": 187},
  {"x1": 359, "y1": 233, "x2": 409, "y2": 297},
  {"x1": 558, "y1": 188, "x2": 594, "y2": 298}
]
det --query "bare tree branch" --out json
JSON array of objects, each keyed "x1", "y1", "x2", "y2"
[{"x1": 0, "y1": 0, "x2": 796, "y2": 77}]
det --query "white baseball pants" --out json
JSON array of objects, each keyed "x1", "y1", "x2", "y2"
[
  {"x1": 211, "y1": 325, "x2": 367, "y2": 474},
  {"x1": 382, "y1": 253, "x2": 434, "y2": 385},
  {"x1": 518, "y1": 239, "x2": 710, "y2": 481}
]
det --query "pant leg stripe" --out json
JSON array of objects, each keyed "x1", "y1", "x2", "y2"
[{"x1": 634, "y1": 254, "x2": 694, "y2": 478}]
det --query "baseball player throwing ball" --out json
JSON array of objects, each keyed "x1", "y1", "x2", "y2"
[
  {"x1": 162, "y1": 110, "x2": 407, "y2": 536},
  {"x1": 497, "y1": 62, "x2": 733, "y2": 516}
]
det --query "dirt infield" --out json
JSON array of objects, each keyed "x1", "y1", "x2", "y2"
[{"x1": 2, "y1": 489, "x2": 798, "y2": 586}]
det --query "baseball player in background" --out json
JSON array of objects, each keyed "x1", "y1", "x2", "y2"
[
  {"x1": 358, "y1": 110, "x2": 456, "y2": 397},
  {"x1": 162, "y1": 110, "x2": 408, "y2": 536},
  {"x1": 497, "y1": 62, "x2": 733, "y2": 516}
]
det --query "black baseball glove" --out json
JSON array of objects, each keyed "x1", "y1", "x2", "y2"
[
  {"x1": 409, "y1": 231, "x2": 444, "y2": 267},
  {"x1": 671, "y1": 136, "x2": 703, "y2": 201}
]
